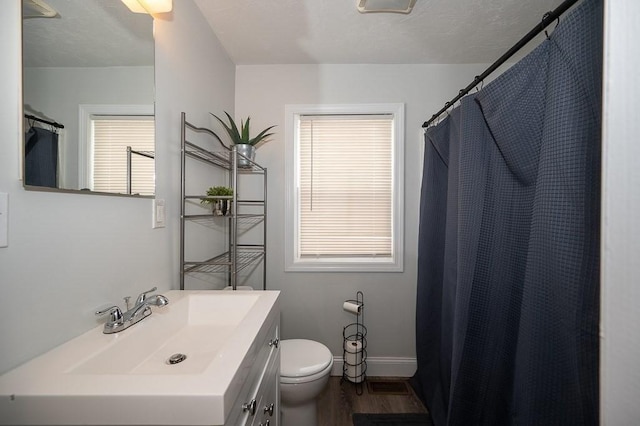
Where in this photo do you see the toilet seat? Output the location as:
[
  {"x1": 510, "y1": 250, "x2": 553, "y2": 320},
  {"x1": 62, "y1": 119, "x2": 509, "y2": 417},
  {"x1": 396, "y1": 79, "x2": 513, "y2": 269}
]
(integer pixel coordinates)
[
  {"x1": 280, "y1": 360, "x2": 333, "y2": 384},
  {"x1": 280, "y1": 339, "x2": 333, "y2": 384}
]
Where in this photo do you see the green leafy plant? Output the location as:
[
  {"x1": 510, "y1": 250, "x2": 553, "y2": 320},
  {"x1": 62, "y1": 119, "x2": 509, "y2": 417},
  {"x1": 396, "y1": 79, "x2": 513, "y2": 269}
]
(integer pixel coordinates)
[
  {"x1": 210, "y1": 111, "x2": 276, "y2": 146},
  {"x1": 200, "y1": 186, "x2": 233, "y2": 205}
]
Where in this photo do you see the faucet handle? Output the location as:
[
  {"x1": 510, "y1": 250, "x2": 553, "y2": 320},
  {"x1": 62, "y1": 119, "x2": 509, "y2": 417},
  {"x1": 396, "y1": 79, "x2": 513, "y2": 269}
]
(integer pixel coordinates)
[
  {"x1": 135, "y1": 286, "x2": 158, "y2": 305},
  {"x1": 95, "y1": 306, "x2": 124, "y2": 323}
]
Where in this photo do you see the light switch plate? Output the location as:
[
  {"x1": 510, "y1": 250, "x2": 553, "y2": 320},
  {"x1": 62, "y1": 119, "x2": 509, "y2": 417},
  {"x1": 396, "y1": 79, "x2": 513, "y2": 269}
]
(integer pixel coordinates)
[
  {"x1": 152, "y1": 198, "x2": 165, "y2": 229},
  {"x1": 0, "y1": 193, "x2": 8, "y2": 247}
]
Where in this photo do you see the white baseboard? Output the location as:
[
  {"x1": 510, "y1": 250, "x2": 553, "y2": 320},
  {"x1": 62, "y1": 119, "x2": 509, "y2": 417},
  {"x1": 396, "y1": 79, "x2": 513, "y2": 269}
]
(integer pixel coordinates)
[{"x1": 331, "y1": 356, "x2": 417, "y2": 378}]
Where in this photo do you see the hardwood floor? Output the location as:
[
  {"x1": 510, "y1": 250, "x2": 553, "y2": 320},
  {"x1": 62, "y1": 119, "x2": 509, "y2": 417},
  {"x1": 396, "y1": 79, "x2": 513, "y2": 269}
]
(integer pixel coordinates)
[{"x1": 317, "y1": 377, "x2": 428, "y2": 426}]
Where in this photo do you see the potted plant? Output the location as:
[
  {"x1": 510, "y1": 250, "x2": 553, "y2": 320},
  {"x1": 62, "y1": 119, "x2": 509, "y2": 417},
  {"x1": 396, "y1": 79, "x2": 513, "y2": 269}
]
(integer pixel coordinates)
[
  {"x1": 201, "y1": 186, "x2": 233, "y2": 216},
  {"x1": 210, "y1": 111, "x2": 276, "y2": 168}
]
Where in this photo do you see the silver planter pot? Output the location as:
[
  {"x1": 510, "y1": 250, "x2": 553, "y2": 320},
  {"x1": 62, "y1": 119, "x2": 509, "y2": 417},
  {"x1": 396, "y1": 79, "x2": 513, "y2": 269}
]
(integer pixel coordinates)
[
  {"x1": 235, "y1": 144, "x2": 255, "y2": 168},
  {"x1": 212, "y1": 199, "x2": 232, "y2": 216}
]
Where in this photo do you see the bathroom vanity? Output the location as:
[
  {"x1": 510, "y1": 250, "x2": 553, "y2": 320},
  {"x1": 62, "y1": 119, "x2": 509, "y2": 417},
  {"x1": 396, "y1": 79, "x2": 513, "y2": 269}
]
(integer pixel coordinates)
[{"x1": 0, "y1": 290, "x2": 280, "y2": 426}]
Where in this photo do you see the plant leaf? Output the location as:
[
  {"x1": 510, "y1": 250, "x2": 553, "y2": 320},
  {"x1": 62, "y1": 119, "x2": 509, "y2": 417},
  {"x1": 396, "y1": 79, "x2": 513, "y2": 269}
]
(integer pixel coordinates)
[
  {"x1": 223, "y1": 111, "x2": 242, "y2": 144},
  {"x1": 241, "y1": 117, "x2": 251, "y2": 143},
  {"x1": 210, "y1": 112, "x2": 240, "y2": 144},
  {"x1": 210, "y1": 112, "x2": 275, "y2": 146},
  {"x1": 248, "y1": 125, "x2": 277, "y2": 146}
]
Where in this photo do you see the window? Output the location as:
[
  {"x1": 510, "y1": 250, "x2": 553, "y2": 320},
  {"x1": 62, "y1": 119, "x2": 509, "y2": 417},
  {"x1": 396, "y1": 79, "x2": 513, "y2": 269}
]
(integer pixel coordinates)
[
  {"x1": 79, "y1": 105, "x2": 154, "y2": 195},
  {"x1": 285, "y1": 104, "x2": 404, "y2": 272},
  {"x1": 91, "y1": 116, "x2": 154, "y2": 195}
]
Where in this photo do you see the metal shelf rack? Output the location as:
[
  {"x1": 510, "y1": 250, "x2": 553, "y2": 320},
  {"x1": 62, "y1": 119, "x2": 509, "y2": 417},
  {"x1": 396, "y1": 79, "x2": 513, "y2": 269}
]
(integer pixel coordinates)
[
  {"x1": 180, "y1": 112, "x2": 267, "y2": 290},
  {"x1": 126, "y1": 147, "x2": 155, "y2": 195}
]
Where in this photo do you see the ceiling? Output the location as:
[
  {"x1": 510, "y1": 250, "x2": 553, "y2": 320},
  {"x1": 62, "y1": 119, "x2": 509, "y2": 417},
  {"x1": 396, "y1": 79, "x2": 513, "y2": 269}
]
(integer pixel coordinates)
[
  {"x1": 22, "y1": 0, "x2": 153, "y2": 67},
  {"x1": 22, "y1": 0, "x2": 568, "y2": 68},
  {"x1": 194, "y1": 0, "x2": 567, "y2": 65}
]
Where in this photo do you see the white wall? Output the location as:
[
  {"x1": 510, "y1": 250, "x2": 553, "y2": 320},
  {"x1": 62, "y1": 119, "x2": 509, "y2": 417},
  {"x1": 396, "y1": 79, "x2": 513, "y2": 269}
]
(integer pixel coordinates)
[
  {"x1": 235, "y1": 64, "x2": 488, "y2": 368},
  {"x1": 600, "y1": 0, "x2": 640, "y2": 423},
  {"x1": 154, "y1": 0, "x2": 236, "y2": 293},
  {"x1": 0, "y1": 0, "x2": 235, "y2": 375},
  {"x1": 23, "y1": 66, "x2": 154, "y2": 188}
]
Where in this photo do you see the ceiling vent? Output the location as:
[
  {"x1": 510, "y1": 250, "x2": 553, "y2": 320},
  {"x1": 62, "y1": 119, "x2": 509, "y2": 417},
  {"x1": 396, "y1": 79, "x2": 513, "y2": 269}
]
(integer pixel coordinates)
[
  {"x1": 23, "y1": 0, "x2": 58, "y2": 19},
  {"x1": 356, "y1": 0, "x2": 416, "y2": 14}
]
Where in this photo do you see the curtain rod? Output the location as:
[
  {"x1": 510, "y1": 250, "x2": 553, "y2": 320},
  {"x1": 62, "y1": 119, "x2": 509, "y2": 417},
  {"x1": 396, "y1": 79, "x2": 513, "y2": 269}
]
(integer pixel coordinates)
[
  {"x1": 422, "y1": 0, "x2": 580, "y2": 128},
  {"x1": 24, "y1": 113, "x2": 65, "y2": 129}
]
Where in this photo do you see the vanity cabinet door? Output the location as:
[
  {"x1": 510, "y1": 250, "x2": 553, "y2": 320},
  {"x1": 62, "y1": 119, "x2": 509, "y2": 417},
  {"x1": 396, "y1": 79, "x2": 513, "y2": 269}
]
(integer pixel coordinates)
[
  {"x1": 253, "y1": 349, "x2": 280, "y2": 426},
  {"x1": 226, "y1": 318, "x2": 280, "y2": 426}
]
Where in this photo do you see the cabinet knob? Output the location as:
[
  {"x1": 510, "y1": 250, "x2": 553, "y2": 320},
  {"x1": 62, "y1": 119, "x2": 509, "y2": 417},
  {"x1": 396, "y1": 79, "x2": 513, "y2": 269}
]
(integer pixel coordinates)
[
  {"x1": 263, "y1": 403, "x2": 274, "y2": 416},
  {"x1": 268, "y1": 338, "x2": 279, "y2": 348},
  {"x1": 242, "y1": 399, "x2": 257, "y2": 416}
]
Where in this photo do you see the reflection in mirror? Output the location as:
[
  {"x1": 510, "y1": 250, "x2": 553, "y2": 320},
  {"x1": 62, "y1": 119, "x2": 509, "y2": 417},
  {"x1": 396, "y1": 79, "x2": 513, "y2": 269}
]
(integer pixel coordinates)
[{"x1": 22, "y1": 0, "x2": 155, "y2": 196}]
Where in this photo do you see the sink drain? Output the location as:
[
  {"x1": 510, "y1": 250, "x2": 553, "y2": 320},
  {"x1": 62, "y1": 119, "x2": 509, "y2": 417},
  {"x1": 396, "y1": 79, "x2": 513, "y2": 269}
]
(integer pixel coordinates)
[{"x1": 167, "y1": 353, "x2": 187, "y2": 365}]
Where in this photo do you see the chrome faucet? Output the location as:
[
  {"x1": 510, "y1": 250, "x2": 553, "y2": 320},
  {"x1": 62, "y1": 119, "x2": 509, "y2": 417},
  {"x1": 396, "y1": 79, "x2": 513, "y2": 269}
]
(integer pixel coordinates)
[{"x1": 96, "y1": 287, "x2": 169, "y2": 334}]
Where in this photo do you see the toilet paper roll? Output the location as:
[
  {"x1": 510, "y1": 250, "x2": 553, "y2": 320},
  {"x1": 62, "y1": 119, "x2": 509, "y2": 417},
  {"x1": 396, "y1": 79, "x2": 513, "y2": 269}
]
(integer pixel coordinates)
[
  {"x1": 346, "y1": 364, "x2": 364, "y2": 383},
  {"x1": 345, "y1": 339, "x2": 364, "y2": 383},
  {"x1": 343, "y1": 301, "x2": 362, "y2": 315}
]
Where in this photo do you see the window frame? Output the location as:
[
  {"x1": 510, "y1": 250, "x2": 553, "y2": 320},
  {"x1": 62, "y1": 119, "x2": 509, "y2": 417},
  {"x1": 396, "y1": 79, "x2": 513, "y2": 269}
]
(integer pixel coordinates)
[
  {"x1": 284, "y1": 103, "x2": 405, "y2": 272},
  {"x1": 78, "y1": 104, "x2": 154, "y2": 192}
]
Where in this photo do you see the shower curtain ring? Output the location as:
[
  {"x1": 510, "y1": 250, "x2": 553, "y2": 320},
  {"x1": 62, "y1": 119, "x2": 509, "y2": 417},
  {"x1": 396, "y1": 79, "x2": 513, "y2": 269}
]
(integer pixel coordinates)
[
  {"x1": 444, "y1": 101, "x2": 452, "y2": 116},
  {"x1": 474, "y1": 80, "x2": 484, "y2": 93},
  {"x1": 473, "y1": 76, "x2": 484, "y2": 92},
  {"x1": 542, "y1": 12, "x2": 559, "y2": 39}
]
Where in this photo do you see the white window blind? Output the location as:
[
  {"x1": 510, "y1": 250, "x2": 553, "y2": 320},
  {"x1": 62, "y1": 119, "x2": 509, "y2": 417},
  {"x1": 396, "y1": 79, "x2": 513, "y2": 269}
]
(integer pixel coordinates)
[
  {"x1": 92, "y1": 116, "x2": 154, "y2": 195},
  {"x1": 298, "y1": 115, "x2": 393, "y2": 257}
]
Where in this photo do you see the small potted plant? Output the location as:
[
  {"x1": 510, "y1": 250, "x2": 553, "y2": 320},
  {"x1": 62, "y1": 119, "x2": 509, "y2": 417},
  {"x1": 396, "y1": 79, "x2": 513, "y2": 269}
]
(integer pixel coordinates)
[
  {"x1": 201, "y1": 186, "x2": 233, "y2": 216},
  {"x1": 211, "y1": 111, "x2": 276, "y2": 168}
]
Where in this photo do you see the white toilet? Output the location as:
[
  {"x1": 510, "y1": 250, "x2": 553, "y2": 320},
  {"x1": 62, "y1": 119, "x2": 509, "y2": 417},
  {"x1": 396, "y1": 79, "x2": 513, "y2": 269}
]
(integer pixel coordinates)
[{"x1": 280, "y1": 339, "x2": 334, "y2": 426}]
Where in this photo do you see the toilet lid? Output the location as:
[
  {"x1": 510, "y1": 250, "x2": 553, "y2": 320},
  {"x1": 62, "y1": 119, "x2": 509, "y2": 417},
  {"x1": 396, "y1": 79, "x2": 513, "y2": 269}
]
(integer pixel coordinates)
[{"x1": 280, "y1": 339, "x2": 333, "y2": 378}]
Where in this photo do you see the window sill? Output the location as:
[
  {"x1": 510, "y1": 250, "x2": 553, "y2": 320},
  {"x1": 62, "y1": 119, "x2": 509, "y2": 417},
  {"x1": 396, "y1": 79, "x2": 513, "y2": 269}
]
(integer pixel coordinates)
[{"x1": 285, "y1": 258, "x2": 403, "y2": 273}]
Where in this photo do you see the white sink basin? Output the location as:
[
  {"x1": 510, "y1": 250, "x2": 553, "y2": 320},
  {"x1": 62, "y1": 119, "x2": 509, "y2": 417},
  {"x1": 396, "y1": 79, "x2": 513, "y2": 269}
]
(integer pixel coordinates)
[{"x1": 0, "y1": 290, "x2": 280, "y2": 425}]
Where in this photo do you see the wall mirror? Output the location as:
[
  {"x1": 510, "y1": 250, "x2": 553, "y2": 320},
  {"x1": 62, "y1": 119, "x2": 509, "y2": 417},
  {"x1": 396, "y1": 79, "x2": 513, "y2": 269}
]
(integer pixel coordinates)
[{"x1": 22, "y1": 0, "x2": 155, "y2": 196}]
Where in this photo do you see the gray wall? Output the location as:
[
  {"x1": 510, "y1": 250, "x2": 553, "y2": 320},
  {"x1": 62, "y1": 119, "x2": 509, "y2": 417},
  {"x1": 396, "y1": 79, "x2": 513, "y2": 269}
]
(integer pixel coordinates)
[
  {"x1": 0, "y1": 0, "x2": 235, "y2": 375},
  {"x1": 235, "y1": 64, "x2": 489, "y2": 373}
]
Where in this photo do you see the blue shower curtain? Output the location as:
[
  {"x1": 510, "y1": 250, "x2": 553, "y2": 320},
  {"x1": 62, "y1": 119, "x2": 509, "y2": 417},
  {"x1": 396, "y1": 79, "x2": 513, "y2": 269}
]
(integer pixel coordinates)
[
  {"x1": 25, "y1": 126, "x2": 59, "y2": 188},
  {"x1": 413, "y1": 0, "x2": 602, "y2": 424}
]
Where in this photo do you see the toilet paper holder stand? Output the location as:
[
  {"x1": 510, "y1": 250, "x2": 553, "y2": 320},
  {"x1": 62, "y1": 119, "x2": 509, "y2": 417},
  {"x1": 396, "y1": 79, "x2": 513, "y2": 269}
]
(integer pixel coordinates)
[{"x1": 342, "y1": 290, "x2": 367, "y2": 395}]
